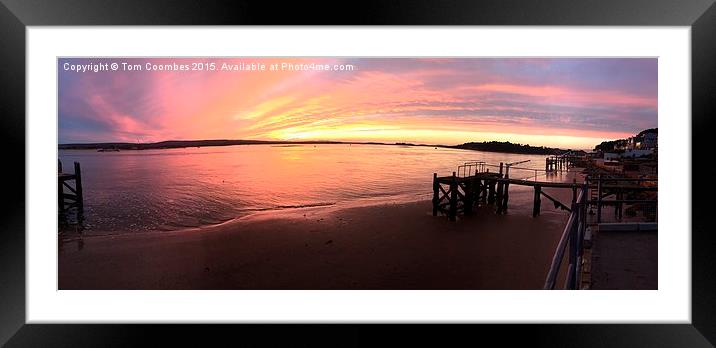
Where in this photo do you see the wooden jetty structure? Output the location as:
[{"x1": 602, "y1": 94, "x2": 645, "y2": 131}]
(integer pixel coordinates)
[
  {"x1": 432, "y1": 157, "x2": 579, "y2": 221},
  {"x1": 58, "y1": 160, "x2": 84, "y2": 220},
  {"x1": 545, "y1": 152, "x2": 589, "y2": 172},
  {"x1": 431, "y1": 154, "x2": 657, "y2": 290}
]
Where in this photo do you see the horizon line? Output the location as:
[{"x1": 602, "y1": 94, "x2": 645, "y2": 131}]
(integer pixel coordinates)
[{"x1": 58, "y1": 138, "x2": 598, "y2": 151}]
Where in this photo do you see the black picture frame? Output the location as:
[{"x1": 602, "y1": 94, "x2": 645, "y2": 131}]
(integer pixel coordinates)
[{"x1": 1, "y1": 0, "x2": 714, "y2": 346}]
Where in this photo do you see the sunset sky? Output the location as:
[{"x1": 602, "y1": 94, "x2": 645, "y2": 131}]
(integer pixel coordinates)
[{"x1": 58, "y1": 58, "x2": 657, "y2": 149}]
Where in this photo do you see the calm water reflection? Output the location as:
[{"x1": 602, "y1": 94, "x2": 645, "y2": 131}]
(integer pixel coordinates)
[{"x1": 59, "y1": 144, "x2": 566, "y2": 234}]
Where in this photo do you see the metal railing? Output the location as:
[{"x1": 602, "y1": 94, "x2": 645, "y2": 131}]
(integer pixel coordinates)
[
  {"x1": 457, "y1": 161, "x2": 487, "y2": 177},
  {"x1": 544, "y1": 175, "x2": 658, "y2": 289},
  {"x1": 544, "y1": 184, "x2": 587, "y2": 290}
]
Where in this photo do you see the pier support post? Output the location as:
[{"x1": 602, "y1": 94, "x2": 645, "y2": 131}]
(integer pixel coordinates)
[
  {"x1": 475, "y1": 179, "x2": 483, "y2": 206},
  {"x1": 464, "y1": 180, "x2": 473, "y2": 215},
  {"x1": 58, "y1": 175, "x2": 64, "y2": 214},
  {"x1": 74, "y1": 161, "x2": 84, "y2": 220},
  {"x1": 449, "y1": 172, "x2": 458, "y2": 221},
  {"x1": 499, "y1": 162, "x2": 503, "y2": 175},
  {"x1": 432, "y1": 173, "x2": 438, "y2": 216},
  {"x1": 495, "y1": 181, "x2": 504, "y2": 213},
  {"x1": 488, "y1": 180, "x2": 496, "y2": 204},
  {"x1": 502, "y1": 182, "x2": 510, "y2": 214},
  {"x1": 501, "y1": 167, "x2": 510, "y2": 214},
  {"x1": 533, "y1": 185, "x2": 542, "y2": 217}
]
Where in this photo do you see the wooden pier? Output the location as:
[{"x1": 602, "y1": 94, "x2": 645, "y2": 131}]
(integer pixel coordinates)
[
  {"x1": 58, "y1": 160, "x2": 84, "y2": 221},
  {"x1": 545, "y1": 153, "x2": 581, "y2": 172},
  {"x1": 432, "y1": 157, "x2": 580, "y2": 221}
]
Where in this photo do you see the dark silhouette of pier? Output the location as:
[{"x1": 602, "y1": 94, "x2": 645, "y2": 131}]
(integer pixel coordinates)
[
  {"x1": 432, "y1": 154, "x2": 582, "y2": 221},
  {"x1": 58, "y1": 160, "x2": 84, "y2": 223}
]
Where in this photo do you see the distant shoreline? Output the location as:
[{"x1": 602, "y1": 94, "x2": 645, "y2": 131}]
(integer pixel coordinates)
[{"x1": 58, "y1": 139, "x2": 569, "y2": 156}]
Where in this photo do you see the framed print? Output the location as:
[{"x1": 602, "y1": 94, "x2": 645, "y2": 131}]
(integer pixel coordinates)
[{"x1": 2, "y1": 0, "x2": 715, "y2": 346}]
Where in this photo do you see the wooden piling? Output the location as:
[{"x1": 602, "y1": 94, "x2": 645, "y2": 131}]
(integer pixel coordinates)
[
  {"x1": 58, "y1": 175, "x2": 65, "y2": 213},
  {"x1": 74, "y1": 162, "x2": 84, "y2": 213},
  {"x1": 449, "y1": 172, "x2": 458, "y2": 221},
  {"x1": 495, "y1": 181, "x2": 504, "y2": 213},
  {"x1": 488, "y1": 180, "x2": 496, "y2": 204},
  {"x1": 533, "y1": 185, "x2": 542, "y2": 217},
  {"x1": 432, "y1": 173, "x2": 439, "y2": 216},
  {"x1": 464, "y1": 180, "x2": 473, "y2": 215},
  {"x1": 501, "y1": 167, "x2": 510, "y2": 214},
  {"x1": 74, "y1": 162, "x2": 84, "y2": 222},
  {"x1": 502, "y1": 182, "x2": 510, "y2": 214},
  {"x1": 475, "y1": 179, "x2": 483, "y2": 206}
]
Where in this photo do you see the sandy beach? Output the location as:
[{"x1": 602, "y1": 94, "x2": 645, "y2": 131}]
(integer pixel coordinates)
[{"x1": 59, "y1": 184, "x2": 574, "y2": 290}]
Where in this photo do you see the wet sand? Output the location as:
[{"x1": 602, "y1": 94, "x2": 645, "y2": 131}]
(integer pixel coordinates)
[{"x1": 59, "y1": 183, "x2": 575, "y2": 290}]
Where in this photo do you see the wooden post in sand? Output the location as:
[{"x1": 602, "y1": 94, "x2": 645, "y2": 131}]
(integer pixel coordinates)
[
  {"x1": 501, "y1": 166, "x2": 510, "y2": 214},
  {"x1": 488, "y1": 180, "x2": 496, "y2": 204},
  {"x1": 533, "y1": 185, "x2": 542, "y2": 217},
  {"x1": 449, "y1": 172, "x2": 458, "y2": 221},
  {"x1": 464, "y1": 180, "x2": 473, "y2": 215},
  {"x1": 58, "y1": 172, "x2": 64, "y2": 214},
  {"x1": 74, "y1": 161, "x2": 84, "y2": 221},
  {"x1": 475, "y1": 178, "x2": 483, "y2": 206},
  {"x1": 432, "y1": 173, "x2": 439, "y2": 216},
  {"x1": 495, "y1": 180, "x2": 504, "y2": 213}
]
